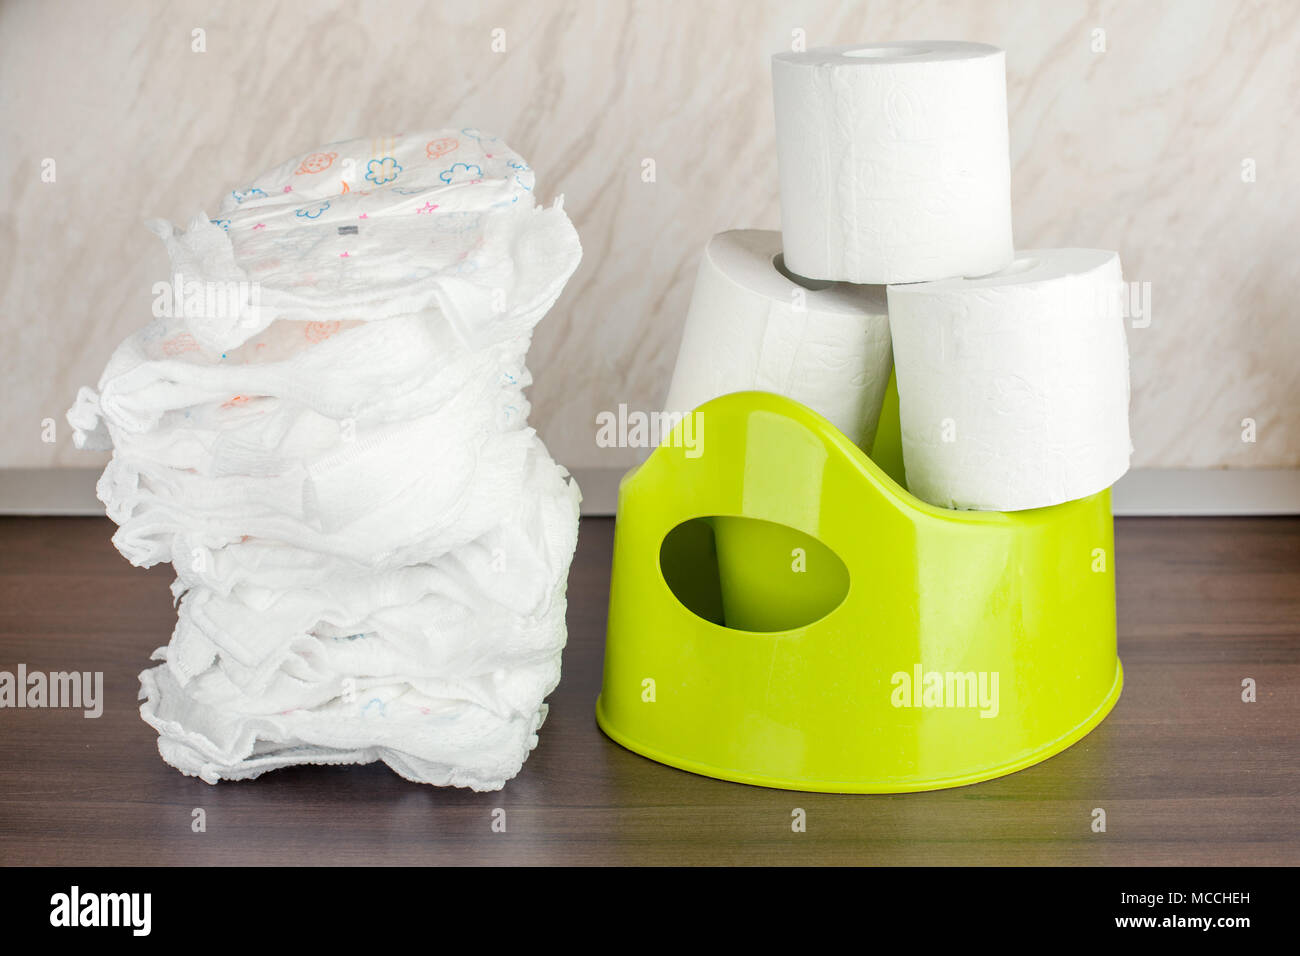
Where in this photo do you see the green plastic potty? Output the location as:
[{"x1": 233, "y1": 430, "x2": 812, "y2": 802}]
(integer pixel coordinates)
[{"x1": 595, "y1": 377, "x2": 1122, "y2": 792}]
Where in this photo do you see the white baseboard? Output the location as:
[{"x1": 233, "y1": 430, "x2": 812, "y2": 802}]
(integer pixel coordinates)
[
  {"x1": 1108, "y1": 468, "x2": 1300, "y2": 516},
  {"x1": 571, "y1": 467, "x2": 1300, "y2": 517},
  {"x1": 0, "y1": 468, "x2": 106, "y2": 516},
  {"x1": 1, "y1": 466, "x2": 1297, "y2": 518}
]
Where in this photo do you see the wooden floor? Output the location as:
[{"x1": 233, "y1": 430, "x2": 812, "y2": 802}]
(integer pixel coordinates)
[{"x1": 0, "y1": 515, "x2": 1295, "y2": 866}]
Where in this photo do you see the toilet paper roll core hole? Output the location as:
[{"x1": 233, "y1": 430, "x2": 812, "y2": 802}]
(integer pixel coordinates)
[
  {"x1": 772, "y1": 253, "x2": 835, "y2": 291},
  {"x1": 843, "y1": 45, "x2": 933, "y2": 59}
]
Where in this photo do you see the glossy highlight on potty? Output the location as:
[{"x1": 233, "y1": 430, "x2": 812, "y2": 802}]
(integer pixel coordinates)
[{"x1": 596, "y1": 375, "x2": 1123, "y2": 792}]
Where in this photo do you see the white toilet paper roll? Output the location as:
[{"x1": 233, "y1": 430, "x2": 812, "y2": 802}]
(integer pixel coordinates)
[
  {"x1": 887, "y1": 249, "x2": 1132, "y2": 512},
  {"x1": 772, "y1": 42, "x2": 1014, "y2": 284},
  {"x1": 664, "y1": 229, "x2": 892, "y2": 450}
]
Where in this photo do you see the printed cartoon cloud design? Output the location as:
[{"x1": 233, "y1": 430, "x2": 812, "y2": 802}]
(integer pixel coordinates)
[
  {"x1": 216, "y1": 130, "x2": 536, "y2": 213},
  {"x1": 440, "y1": 163, "x2": 483, "y2": 185},
  {"x1": 294, "y1": 200, "x2": 331, "y2": 220},
  {"x1": 365, "y1": 157, "x2": 403, "y2": 186}
]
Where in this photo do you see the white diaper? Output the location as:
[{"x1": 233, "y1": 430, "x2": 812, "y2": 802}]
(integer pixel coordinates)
[{"x1": 143, "y1": 130, "x2": 578, "y2": 353}]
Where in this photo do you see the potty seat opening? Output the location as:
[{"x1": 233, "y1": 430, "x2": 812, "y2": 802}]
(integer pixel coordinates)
[{"x1": 659, "y1": 515, "x2": 850, "y2": 633}]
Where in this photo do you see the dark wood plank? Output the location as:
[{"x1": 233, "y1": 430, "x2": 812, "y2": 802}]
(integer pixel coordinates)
[{"x1": 0, "y1": 515, "x2": 1296, "y2": 865}]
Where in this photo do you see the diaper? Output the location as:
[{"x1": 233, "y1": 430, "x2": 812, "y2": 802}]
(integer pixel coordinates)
[{"x1": 147, "y1": 130, "x2": 580, "y2": 353}]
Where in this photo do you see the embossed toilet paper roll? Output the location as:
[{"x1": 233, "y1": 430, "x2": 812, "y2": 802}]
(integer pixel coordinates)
[
  {"x1": 887, "y1": 249, "x2": 1132, "y2": 512},
  {"x1": 664, "y1": 229, "x2": 892, "y2": 449},
  {"x1": 772, "y1": 42, "x2": 1014, "y2": 284}
]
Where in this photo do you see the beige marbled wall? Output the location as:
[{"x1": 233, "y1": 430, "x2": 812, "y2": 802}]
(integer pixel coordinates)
[{"x1": 1, "y1": 0, "x2": 1296, "y2": 470}]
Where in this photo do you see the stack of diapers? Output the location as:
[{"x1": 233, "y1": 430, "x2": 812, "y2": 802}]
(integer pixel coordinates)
[
  {"x1": 662, "y1": 41, "x2": 1131, "y2": 512},
  {"x1": 67, "y1": 130, "x2": 584, "y2": 789}
]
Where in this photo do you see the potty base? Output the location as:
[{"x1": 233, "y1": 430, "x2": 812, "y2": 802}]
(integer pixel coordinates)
[{"x1": 597, "y1": 660, "x2": 1121, "y2": 793}]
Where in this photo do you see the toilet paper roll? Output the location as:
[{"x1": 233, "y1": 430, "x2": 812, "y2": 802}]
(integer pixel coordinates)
[
  {"x1": 772, "y1": 42, "x2": 1014, "y2": 284},
  {"x1": 887, "y1": 249, "x2": 1132, "y2": 512},
  {"x1": 664, "y1": 229, "x2": 892, "y2": 450}
]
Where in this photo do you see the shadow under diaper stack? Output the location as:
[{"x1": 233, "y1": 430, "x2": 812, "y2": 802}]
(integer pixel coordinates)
[
  {"x1": 69, "y1": 131, "x2": 582, "y2": 790},
  {"x1": 598, "y1": 43, "x2": 1132, "y2": 791}
]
